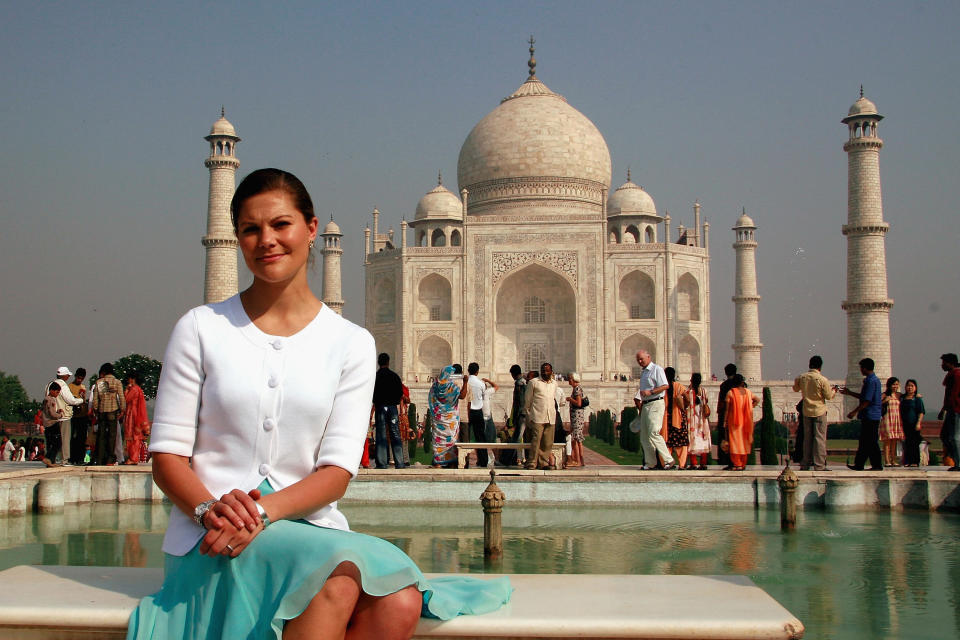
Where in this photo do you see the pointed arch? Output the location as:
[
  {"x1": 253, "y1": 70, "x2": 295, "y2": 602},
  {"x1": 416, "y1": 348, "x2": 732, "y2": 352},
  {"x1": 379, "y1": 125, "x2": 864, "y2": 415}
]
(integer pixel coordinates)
[
  {"x1": 618, "y1": 270, "x2": 655, "y2": 320},
  {"x1": 373, "y1": 276, "x2": 396, "y2": 324},
  {"x1": 624, "y1": 225, "x2": 640, "y2": 244},
  {"x1": 677, "y1": 334, "x2": 701, "y2": 379},
  {"x1": 417, "y1": 273, "x2": 452, "y2": 322},
  {"x1": 418, "y1": 335, "x2": 452, "y2": 377},
  {"x1": 431, "y1": 228, "x2": 446, "y2": 247},
  {"x1": 676, "y1": 272, "x2": 700, "y2": 321}
]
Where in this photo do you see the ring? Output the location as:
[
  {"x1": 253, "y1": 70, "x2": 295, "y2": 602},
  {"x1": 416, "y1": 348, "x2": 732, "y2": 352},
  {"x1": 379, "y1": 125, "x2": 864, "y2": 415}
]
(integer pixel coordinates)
[{"x1": 225, "y1": 545, "x2": 235, "y2": 553}]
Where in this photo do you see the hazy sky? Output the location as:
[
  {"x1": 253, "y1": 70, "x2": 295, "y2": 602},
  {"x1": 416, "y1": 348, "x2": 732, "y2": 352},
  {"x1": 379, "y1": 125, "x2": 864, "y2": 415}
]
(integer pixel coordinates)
[{"x1": 2, "y1": 1, "x2": 957, "y2": 401}]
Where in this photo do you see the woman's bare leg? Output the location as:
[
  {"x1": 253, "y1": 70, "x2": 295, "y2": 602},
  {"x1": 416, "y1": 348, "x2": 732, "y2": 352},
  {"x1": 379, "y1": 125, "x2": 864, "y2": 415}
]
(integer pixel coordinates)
[
  {"x1": 347, "y1": 585, "x2": 422, "y2": 640},
  {"x1": 284, "y1": 563, "x2": 361, "y2": 640}
]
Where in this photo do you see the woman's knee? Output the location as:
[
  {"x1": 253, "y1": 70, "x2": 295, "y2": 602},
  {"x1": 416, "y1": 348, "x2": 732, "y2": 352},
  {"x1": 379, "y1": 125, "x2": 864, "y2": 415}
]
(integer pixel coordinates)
[{"x1": 387, "y1": 586, "x2": 423, "y2": 632}]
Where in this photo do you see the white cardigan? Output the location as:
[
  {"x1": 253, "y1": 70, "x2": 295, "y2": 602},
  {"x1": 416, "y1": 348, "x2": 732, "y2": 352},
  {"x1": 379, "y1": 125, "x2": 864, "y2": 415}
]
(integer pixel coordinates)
[{"x1": 149, "y1": 295, "x2": 376, "y2": 555}]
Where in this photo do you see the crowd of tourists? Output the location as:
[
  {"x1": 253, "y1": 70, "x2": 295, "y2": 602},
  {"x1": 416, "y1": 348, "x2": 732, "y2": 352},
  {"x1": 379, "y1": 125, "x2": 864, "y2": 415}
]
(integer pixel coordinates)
[
  {"x1": 365, "y1": 348, "x2": 960, "y2": 473},
  {"x1": 11, "y1": 363, "x2": 152, "y2": 467}
]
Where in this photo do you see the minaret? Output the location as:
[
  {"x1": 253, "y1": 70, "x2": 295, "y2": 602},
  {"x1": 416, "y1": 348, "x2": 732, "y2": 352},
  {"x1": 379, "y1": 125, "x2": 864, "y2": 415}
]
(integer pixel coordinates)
[
  {"x1": 842, "y1": 88, "x2": 893, "y2": 388},
  {"x1": 203, "y1": 108, "x2": 240, "y2": 303},
  {"x1": 320, "y1": 216, "x2": 345, "y2": 315},
  {"x1": 732, "y1": 209, "x2": 763, "y2": 382}
]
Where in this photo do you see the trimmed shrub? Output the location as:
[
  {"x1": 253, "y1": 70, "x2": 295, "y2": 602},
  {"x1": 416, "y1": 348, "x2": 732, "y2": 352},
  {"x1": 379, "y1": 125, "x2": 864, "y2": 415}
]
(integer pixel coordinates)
[
  {"x1": 759, "y1": 387, "x2": 778, "y2": 465},
  {"x1": 408, "y1": 403, "x2": 419, "y2": 459},
  {"x1": 620, "y1": 406, "x2": 640, "y2": 453}
]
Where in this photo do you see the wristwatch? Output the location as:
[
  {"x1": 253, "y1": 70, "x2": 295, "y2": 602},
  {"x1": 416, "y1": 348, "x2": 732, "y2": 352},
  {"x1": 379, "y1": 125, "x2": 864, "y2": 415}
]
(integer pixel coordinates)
[
  {"x1": 256, "y1": 501, "x2": 271, "y2": 528},
  {"x1": 193, "y1": 499, "x2": 217, "y2": 529}
]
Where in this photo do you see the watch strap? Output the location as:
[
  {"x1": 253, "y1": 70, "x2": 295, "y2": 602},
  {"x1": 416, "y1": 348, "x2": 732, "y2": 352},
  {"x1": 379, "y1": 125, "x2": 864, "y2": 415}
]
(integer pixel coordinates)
[{"x1": 193, "y1": 498, "x2": 217, "y2": 529}]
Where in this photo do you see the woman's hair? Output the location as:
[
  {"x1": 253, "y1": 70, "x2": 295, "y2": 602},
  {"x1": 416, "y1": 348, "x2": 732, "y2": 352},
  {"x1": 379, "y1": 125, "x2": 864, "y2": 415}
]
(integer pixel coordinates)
[
  {"x1": 905, "y1": 379, "x2": 919, "y2": 395},
  {"x1": 691, "y1": 372, "x2": 702, "y2": 389},
  {"x1": 733, "y1": 373, "x2": 746, "y2": 387},
  {"x1": 885, "y1": 376, "x2": 900, "y2": 395},
  {"x1": 568, "y1": 372, "x2": 580, "y2": 383},
  {"x1": 664, "y1": 367, "x2": 676, "y2": 418},
  {"x1": 126, "y1": 371, "x2": 142, "y2": 386},
  {"x1": 230, "y1": 168, "x2": 315, "y2": 231},
  {"x1": 48, "y1": 382, "x2": 59, "y2": 394}
]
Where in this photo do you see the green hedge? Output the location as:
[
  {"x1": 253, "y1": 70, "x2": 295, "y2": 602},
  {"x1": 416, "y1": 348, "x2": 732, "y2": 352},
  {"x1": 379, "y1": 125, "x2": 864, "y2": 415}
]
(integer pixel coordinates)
[
  {"x1": 408, "y1": 403, "x2": 419, "y2": 459},
  {"x1": 619, "y1": 406, "x2": 640, "y2": 454}
]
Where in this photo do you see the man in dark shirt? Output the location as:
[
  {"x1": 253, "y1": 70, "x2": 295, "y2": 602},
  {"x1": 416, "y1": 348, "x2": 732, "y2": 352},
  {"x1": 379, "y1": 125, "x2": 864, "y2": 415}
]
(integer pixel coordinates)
[
  {"x1": 938, "y1": 353, "x2": 960, "y2": 471},
  {"x1": 372, "y1": 353, "x2": 405, "y2": 469},
  {"x1": 715, "y1": 363, "x2": 738, "y2": 467},
  {"x1": 840, "y1": 357, "x2": 883, "y2": 470}
]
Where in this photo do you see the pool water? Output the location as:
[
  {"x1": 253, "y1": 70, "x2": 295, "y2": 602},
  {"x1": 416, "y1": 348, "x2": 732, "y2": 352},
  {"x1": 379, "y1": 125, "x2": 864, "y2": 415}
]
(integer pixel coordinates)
[{"x1": 1, "y1": 502, "x2": 958, "y2": 640}]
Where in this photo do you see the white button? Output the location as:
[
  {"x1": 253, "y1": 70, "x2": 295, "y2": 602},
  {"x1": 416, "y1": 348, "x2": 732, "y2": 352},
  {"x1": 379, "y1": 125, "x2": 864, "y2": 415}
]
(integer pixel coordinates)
[
  {"x1": 258, "y1": 464, "x2": 270, "y2": 476},
  {"x1": 263, "y1": 418, "x2": 275, "y2": 432},
  {"x1": 268, "y1": 376, "x2": 278, "y2": 388},
  {"x1": 272, "y1": 340, "x2": 283, "y2": 350}
]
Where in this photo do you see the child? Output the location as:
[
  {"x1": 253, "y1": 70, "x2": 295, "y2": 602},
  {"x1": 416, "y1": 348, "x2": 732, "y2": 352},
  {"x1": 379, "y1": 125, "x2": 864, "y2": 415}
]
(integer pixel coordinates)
[{"x1": 41, "y1": 383, "x2": 63, "y2": 467}]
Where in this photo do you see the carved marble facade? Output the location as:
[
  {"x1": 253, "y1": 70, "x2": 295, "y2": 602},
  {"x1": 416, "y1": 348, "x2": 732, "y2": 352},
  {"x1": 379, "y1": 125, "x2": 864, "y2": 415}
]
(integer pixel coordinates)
[{"x1": 364, "y1": 60, "x2": 711, "y2": 383}]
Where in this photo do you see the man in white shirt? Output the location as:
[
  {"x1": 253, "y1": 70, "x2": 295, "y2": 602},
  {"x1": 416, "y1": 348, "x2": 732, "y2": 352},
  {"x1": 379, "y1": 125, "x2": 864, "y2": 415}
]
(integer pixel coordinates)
[
  {"x1": 462, "y1": 362, "x2": 493, "y2": 468},
  {"x1": 481, "y1": 377, "x2": 500, "y2": 464},
  {"x1": 524, "y1": 362, "x2": 559, "y2": 470},
  {"x1": 46, "y1": 366, "x2": 84, "y2": 465},
  {"x1": 633, "y1": 350, "x2": 674, "y2": 470}
]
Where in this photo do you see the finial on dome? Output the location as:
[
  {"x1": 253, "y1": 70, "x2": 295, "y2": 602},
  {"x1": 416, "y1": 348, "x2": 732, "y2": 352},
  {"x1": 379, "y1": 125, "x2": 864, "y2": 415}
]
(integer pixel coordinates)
[
  {"x1": 330, "y1": 213, "x2": 334, "y2": 221},
  {"x1": 438, "y1": 170, "x2": 443, "y2": 186},
  {"x1": 527, "y1": 35, "x2": 537, "y2": 79},
  {"x1": 221, "y1": 105, "x2": 225, "y2": 117},
  {"x1": 626, "y1": 167, "x2": 631, "y2": 183},
  {"x1": 859, "y1": 84, "x2": 864, "y2": 98},
  {"x1": 742, "y1": 206, "x2": 747, "y2": 215}
]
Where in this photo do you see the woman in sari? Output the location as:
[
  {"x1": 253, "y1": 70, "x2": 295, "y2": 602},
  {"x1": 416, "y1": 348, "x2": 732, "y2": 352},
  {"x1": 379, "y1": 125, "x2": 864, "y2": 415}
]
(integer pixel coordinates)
[
  {"x1": 429, "y1": 366, "x2": 462, "y2": 468},
  {"x1": 663, "y1": 367, "x2": 688, "y2": 469},
  {"x1": 685, "y1": 373, "x2": 712, "y2": 470},
  {"x1": 723, "y1": 375, "x2": 759, "y2": 471},
  {"x1": 123, "y1": 372, "x2": 150, "y2": 465}
]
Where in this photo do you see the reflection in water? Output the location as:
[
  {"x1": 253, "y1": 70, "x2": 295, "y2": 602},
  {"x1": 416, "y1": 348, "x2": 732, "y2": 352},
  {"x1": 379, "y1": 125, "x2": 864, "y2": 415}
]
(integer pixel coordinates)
[{"x1": 0, "y1": 503, "x2": 957, "y2": 640}]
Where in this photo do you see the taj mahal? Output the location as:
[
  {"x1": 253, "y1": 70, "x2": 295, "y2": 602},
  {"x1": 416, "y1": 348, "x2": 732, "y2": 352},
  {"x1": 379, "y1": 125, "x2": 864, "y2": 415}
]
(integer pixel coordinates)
[{"x1": 198, "y1": 43, "x2": 892, "y2": 420}]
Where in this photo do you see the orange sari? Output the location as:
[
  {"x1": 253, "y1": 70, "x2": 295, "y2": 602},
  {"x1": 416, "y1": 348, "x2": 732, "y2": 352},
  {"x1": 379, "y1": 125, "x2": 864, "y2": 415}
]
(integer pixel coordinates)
[
  {"x1": 725, "y1": 387, "x2": 755, "y2": 466},
  {"x1": 123, "y1": 383, "x2": 149, "y2": 463}
]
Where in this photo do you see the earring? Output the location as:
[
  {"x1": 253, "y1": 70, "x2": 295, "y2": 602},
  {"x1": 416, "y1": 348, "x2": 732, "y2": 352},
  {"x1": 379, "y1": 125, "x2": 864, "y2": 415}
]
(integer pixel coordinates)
[{"x1": 309, "y1": 239, "x2": 315, "y2": 249}]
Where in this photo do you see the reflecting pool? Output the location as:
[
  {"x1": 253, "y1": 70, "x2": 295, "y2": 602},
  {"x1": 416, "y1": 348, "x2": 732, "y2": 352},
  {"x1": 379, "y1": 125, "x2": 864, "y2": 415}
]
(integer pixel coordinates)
[{"x1": 1, "y1": 503, "x2": 958, "y2": 640}]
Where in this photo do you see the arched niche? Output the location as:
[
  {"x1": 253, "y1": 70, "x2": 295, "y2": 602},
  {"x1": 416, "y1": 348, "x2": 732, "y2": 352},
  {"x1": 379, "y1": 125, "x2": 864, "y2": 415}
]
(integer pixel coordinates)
[
  {"x1": 431, "y1": 228, "x2": 446, "y2": 247},
  {"x1": 618, "y1": 270, "x2": 655, "y2": 320},
  {"x1": 609, "y1": 227, "x2": 620, "y2": 244},
  {"x1": 373, "y1": 277, "x2": 396, "y2": 324},
  {"x1": 624, "y1": 225, "x2": 639, "y2": 244},
  {"x1": 450, "y1": 229, "x2": 462, "y2": 246},
  {"x1": 418, "y1": 335, "x2": 452, "y2": 377},
  {"x1": 417, "y1": 273, "x2": 452, "y2": 322},
  {"x1": 644, "y1": 226, "x2": 655, "y2": 243},
  {"x1": 676, "y1": 272, "x2": 700, "y2": 321},
  {"x1": 417, "y1": 230, "x2": 427, "y2": 247},
  {"x1": 620, "y1": 333, "x2": 656, "y2": 379},
  {"x1": 677, "y1": 334, "x2": 701, "y2": 379},
  {"x1": 494, "y1": 263, "x2": 576, "y2": 375}
]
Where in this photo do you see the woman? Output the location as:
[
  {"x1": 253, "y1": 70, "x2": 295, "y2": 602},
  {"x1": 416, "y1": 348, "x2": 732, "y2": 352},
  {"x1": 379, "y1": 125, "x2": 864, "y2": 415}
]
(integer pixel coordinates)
[
  {"x1": 564, "y1": 372, "x2": 585, "y2": 468},
  {"x1": 685, "y1": 373, "x2": 712, "y2": 470},
  {"x1": 429, "y1": 366, "x2": 462, "y2": 469},
  {"x1": 879, "y1": 376, "x2": 904, "y2": 467},
  {"x1": 123, "y1": 372, "x2": 150, "y2": 465},
  {"x1": 127, "y1": 169, "x2": 509, "y2": 640},
  {"x1": 899, "y1": 379, "x2": 925, "y2": 467},
  {"x1": 397, "y1": 383, "x2": 414, "y2": 466},
  {"x1": 663, "y1": 367, "x2": 689, "y2": 469},
  {"x1": 723, "y1": 375, "x2": 759, "y2": 471}
]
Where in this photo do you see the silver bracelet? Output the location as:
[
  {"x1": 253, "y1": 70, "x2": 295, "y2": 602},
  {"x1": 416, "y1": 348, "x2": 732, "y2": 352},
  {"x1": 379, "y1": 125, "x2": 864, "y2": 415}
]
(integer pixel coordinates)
[{"x1": 256, "y1": 501, "x2": 271, "y2": 528}]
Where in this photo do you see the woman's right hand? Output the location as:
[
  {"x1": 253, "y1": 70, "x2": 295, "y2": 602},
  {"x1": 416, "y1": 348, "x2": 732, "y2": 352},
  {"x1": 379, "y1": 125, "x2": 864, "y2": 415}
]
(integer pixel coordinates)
[{"x1": 200, "y1": 518, "x2": 264, "y2": 558}]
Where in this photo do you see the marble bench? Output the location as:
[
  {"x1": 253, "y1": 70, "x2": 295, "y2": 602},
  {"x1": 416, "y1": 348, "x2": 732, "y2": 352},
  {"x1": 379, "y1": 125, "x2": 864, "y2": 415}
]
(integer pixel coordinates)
[
  {"x1": 456, "y1": 442, "x2": 566, "y2": 469},
  {"x1": 0, "y1": 565, "x2": 803, "y2": 639}
]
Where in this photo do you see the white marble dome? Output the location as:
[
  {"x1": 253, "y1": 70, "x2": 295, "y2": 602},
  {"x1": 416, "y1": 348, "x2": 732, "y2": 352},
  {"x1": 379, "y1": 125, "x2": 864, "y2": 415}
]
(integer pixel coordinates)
[
  {"x1": 209, "y1": 115, "x2": 238, "y2": 137},
  {"x1": 456, "y1": 76, "x2": 612, "y2": 212},
  {"x1": 607, "y1": 179, "x2": 657, "y2": 217},
  {"x1": 415, "y1": 183, "x2": 463, "y2": 221},
  {"x1": 847, "y1": 95, "x2": 879, "y2": 118},
  {"x1": 735, "y1": 212, "x2": 756, "y2": 228},
  {"x1": 322, "y1": 218, "x2": 342, "y2": 234}
]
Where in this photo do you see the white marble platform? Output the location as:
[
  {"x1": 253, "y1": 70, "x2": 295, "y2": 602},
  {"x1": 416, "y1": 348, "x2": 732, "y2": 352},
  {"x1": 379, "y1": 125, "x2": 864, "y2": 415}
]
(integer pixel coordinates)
[{"x1": 0, "y1": 565, "x2": 804, "y2": 639}]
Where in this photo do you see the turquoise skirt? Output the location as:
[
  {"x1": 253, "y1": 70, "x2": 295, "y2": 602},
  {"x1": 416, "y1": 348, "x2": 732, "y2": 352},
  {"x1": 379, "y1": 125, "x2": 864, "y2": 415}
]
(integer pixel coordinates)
[{"x1": 126, "y1": 485, "x2": 512, "y2": 639}]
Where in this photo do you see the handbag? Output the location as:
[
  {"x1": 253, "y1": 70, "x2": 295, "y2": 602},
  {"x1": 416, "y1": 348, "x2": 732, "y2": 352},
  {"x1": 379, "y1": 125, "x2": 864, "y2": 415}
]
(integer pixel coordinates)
[{"x1": 581, "y1": 395, "x2": 590, "y2": 408}]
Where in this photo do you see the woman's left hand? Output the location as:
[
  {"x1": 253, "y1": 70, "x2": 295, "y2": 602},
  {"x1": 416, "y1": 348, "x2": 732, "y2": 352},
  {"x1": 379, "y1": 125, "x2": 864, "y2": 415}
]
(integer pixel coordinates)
[{"x1": 207, "y1": 488, "x2": 264, "y2": 532}]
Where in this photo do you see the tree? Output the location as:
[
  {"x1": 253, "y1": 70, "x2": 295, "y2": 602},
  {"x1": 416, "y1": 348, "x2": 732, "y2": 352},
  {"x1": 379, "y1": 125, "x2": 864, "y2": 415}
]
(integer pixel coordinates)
[
  {"x1": 113, "y1": 354, "x2": 163, "y2": 400},
  {"x1": 0, "y1": 371, "x2": 40, "y2": 422},
  {"x1": 759, "y1": 386, "x2": 779, "y2": 465}
]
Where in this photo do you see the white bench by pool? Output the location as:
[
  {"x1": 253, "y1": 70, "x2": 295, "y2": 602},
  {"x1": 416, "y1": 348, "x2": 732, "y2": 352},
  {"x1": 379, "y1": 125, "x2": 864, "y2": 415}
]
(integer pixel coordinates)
[{"x1": 0, "y1": 565, "x2": 803, "y2": 639}]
